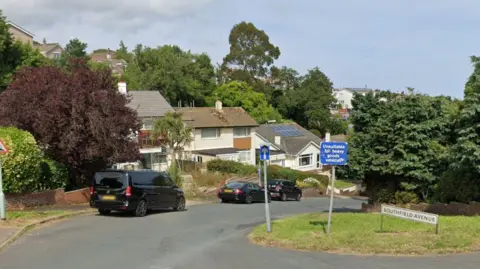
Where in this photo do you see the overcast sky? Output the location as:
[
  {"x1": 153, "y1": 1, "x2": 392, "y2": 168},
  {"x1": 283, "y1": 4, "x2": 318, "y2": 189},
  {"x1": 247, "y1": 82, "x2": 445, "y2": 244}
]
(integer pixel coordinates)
[{"x1": 3, "y1": 0, "x2": 479, "y2": 98}]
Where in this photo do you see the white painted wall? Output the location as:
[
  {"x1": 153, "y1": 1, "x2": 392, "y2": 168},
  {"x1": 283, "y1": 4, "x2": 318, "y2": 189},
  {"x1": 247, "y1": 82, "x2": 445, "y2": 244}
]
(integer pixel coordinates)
[
  {"x1": 184, "y1": 127, "x2": 234, "y2": 151},
  {"x1": 289, "y1": 143, "x2": 320, "y2": 171},
  {"x1": 333, "y1": 89, "x2": 354, "y2": 109}
]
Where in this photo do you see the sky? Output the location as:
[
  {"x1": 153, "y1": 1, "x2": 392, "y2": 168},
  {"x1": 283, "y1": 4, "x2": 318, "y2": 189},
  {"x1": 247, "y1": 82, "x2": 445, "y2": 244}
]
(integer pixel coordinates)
[{"x1": 3, "y1": 0, "x2": 479, "y2": 98}]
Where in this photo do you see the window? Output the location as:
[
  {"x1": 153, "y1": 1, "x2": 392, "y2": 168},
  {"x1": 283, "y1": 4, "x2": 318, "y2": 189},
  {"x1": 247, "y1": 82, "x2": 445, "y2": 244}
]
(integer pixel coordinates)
[
  {"x1": 53, "y1": 52, "x2": 60, "y2": 59},
  {"x1": 239, "y1": 151, "x2": 251, "y2": 162},
  {"x1": 201, "y1": 128, "x2": 220, "y2": 139},
  {"x1": 233, "y1": 127, "x2": 251, "y2": 137},
  {"x1": 299, "y1": 154, "x2": 313, "y2": 167},
  {"x1": 152, "y1": 153, "x2": 167, "y2": 164},
  {"x1": 317, "y1": 154, "x2": 320, "y2": 168}
]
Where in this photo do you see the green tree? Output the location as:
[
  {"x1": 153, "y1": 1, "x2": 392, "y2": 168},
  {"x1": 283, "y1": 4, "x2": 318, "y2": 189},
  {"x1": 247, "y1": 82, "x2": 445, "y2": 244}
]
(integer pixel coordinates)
[
  {"x1": 0, "y1": 10, "x2": 47, "y2": 92},
  {"x1": 278, "y1": 67, "x2": 338, "y2": 135},
  {"x1": 123, "y1": 44, "x2": 216, "y2": 106},
  {"x1": 436, "y1": 57, "x2": 480, "y2": 203},
  {"x1": 209, "y1": 81, "x2": 282, "y2": 123},
  {"x1": 57, "y1": 38, "x2": 90, "y2": 68},
  {"x1": 151, "y1": 112, "x2": 193, "y2": 178},
  {"x1": 344, "y1": 90, "x2": 456, "y2": 203},
  {"x1": 222, "y1": 21, "x2": 280, "y2": 79},
  {"x1": 116, "y1": 40, "x2": 132, "y2": 62}
]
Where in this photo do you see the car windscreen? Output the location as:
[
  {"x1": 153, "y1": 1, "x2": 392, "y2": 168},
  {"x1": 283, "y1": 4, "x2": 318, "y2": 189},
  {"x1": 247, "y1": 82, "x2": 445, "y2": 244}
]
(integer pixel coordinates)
[
  {"x1": 93, "y1": 172, "x2": 128, "y2": 189},
  {"x1": 225, "y1": 182, "x2": 245, "y2": 189}
]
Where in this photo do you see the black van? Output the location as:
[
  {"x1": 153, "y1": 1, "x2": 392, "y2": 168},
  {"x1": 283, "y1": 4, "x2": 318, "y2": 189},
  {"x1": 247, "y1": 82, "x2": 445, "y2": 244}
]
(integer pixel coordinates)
[{"x1": 90, "y1": 170, "x2": 186, "y2": 217}]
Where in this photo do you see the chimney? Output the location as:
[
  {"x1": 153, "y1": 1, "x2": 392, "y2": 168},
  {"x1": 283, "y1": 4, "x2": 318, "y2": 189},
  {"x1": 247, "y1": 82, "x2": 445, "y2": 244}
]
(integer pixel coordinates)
[
  {"x1": 274, "y1": 136, "x2": 281, "y2": 145},
  {"x1": 215, "y1": 100, "x2": 222, "y2": 111},
  {"x1": 325, "y1": 132, "x2": 331, "y2": 142},
  {"x1": 118, "y1": 81, "x2": 127, "y2": 94}
]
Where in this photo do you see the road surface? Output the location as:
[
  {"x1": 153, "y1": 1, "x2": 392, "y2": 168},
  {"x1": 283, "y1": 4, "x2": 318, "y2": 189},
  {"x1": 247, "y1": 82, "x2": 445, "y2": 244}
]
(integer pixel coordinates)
[{"x1": 0, "y1": 197, "x2": 478, "y2": 269}]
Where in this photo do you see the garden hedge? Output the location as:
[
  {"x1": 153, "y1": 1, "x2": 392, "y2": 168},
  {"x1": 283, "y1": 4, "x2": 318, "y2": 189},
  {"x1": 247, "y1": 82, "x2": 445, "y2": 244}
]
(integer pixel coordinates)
[{"x1": 206, "y1": 159, "x2": 328, "y2": 187}]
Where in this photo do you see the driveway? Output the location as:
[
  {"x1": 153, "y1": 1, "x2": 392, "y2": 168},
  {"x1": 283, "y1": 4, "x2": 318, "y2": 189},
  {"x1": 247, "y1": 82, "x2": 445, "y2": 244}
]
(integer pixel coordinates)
[{"x1": 0, "y1": 197, "x2": 478, "y2": 269}]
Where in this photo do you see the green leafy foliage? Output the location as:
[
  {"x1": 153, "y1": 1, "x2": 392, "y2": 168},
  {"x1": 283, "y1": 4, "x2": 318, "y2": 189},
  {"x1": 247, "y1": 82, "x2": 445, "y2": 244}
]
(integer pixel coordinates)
[
  {"x1": 342, "y1": 89, "x2": 458, "y2": 203},
  {"x1": 38, "y1": 159, "x2": 69, "y2": 191},
  {"x1": 123, "y1": 44, "x2": 215, "y2": 106},
  {"x1": 209, "y1": 81, "x2": 282, "y2": 123},
  {"x1": 168, "y1": 160, "x2": 183, "y2": 187},
  {"x1": 0, "y1": 127, "x2": 42, "y2": 193},
  {"x1": 206, "y1": 159, "x2": 328, "y2": 187}
]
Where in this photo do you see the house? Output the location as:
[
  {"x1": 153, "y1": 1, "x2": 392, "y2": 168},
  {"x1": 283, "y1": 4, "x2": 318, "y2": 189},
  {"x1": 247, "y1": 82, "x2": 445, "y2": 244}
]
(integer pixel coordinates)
[
  {"x1": 333, "y1": 87, "x2": 378, "y2": 109},
  {"x1": 115, "y1": 82, "x2": 174, "y2": 171},
  {"x1": 254, "y1": 123, "x2": 348, "y2": 172},
  {"x1": 34, "y1": 40, "x2": 64, "y2": 59},
  {"x1": 176, "y1": 101, "x2": 259, "y2": 165},
  {"x1": 7, "y1": 21, "x2": 34, "y2": 45},
  {"x1": 90, "y1": 50, "x2": 127, "y2": 75}
]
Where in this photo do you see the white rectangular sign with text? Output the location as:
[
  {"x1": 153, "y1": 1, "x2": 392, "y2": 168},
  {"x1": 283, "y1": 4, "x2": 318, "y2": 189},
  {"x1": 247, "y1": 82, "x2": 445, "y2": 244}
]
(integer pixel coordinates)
[{"x1": 381, "y1": 204, "x2": 438, "y2": 225}]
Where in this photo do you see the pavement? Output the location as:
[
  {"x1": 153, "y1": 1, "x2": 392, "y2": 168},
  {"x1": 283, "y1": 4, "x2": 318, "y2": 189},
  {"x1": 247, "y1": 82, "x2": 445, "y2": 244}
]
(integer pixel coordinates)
[{"x1": 0, "y1": 197, "x2": 479, "y2": 269}]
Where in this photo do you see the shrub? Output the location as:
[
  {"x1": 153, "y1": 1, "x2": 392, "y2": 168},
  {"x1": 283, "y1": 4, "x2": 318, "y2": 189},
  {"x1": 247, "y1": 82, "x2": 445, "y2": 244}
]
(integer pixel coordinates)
[
  {"x1": 0, "y1": 127, "x2": 43, "y2": 193},
  {"x1": 206, "y1": 159, "x2": 257, "y2": 176},
  {"x1": 206, "y1": 159, "x2": 329, "y2": 188},
  {"x1": 191, "y1": 171, "x2": 227, "y2": 187},
  {"x1": 394, "y1": 191, "x2": 419, "y2": 204},
  {"x1": 38, "y1": 158, "x2": 69, "y2": 191},
  {"x1": 169, "y1": 160, "x2": 183, "y2": 186}
]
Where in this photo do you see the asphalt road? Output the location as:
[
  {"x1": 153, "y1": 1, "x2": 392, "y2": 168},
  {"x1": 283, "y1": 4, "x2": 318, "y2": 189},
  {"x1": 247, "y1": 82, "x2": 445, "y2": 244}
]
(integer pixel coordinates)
[{"x1": 0, "y1": 197, "x2": 479, "y2": 269}]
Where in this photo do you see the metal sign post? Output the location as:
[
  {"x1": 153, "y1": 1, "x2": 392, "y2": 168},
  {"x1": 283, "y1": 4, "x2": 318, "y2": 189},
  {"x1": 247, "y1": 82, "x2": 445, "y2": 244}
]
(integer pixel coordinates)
[
  {"x1": 320, "y1": 136, "x2": 348, "y2": 234},
  {"x1": 0, "y1": 139, "x2": 9, "y2": 221},
  {"x1": 260, "y1": 144, "x2": 271, "y2": 233}
]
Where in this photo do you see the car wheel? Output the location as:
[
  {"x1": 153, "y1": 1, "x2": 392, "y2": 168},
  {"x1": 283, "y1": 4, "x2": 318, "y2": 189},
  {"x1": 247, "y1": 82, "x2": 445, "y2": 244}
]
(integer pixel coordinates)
[
  {"x1": 98, "y1": 209, "x2": 111, "y2": 216},
  {"x1": 295, "y1": 193, "x2": 302, "y2": 201},
  {"x1": 221, "y1": 199, "x2": 228, "y2": 203},
  {"x1": 174, "y1": 196, "x2": 186, "y2": 211},
  {"x1": 135, "y1": 199, "x2": 147, "y2": 217},
  {"x1": 245, "y1": 194, "x2": 253, "y2": 204},
  {"x1": 268, "y1": 194, "x2": 272, "y2": 203},
  {"x1": 281, "y1": 192, "x2": 287, "y2": 201}
]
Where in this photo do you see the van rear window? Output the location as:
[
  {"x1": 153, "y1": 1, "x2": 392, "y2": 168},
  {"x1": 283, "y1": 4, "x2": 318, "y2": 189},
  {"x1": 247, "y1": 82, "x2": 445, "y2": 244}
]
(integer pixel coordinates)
[{"x1": 94, "y1": 172, "x2": 127, "y2": 189}]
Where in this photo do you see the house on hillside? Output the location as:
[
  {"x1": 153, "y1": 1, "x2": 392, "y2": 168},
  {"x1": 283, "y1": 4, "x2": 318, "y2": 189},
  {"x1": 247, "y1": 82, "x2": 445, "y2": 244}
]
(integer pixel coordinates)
[
  {"x1": 34, "y1": 40, "x2": 64, "y2": 59},
  {"x1": 90, "y1": 50, "x2": 127, "y2": 75},
  {"x1": 333, "y1": 87, "x2": 378, "y2": 109},
  {"x1": 176, "y1": 101, "x2": 258, "y2": 165},
  {"x1": 115, "y1": 82, "x2": 174, "y2": 171},
  {"x1": 254, "y1": 123, "x2": 347, "y2": 172},
  {"x1": 7, "y1": 21, "x2": 34, "y2": 45}
]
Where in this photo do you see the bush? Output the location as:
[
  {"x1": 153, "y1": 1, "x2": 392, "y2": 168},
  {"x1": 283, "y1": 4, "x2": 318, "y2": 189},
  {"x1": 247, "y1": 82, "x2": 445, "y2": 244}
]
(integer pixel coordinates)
[
  {"x1": 206, "y1": 159, "x2": 329, "y2": 188},
  {"x1": 169, "y1": 160, "x2": 183, "y2": 186},
  {"x1": 206, "y1": 159, "x2": 257, "y2": 176},
  {"x1": 191, "y1": 171, "x2": 227, "y2": 187},
  {"x1": 394, "y1": 191, "x2": 419, "y2": 204},
  {"x1": 0, "y1": 127, "x2": 43, "y2": 193},
  {"x1": 38, "y1": 159, "x2": 69, "y2": 191}
]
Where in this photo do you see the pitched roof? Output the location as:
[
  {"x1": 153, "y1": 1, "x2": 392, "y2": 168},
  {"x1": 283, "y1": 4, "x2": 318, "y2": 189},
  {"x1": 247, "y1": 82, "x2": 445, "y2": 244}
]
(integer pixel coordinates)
[
  {"x1": 7, "y1": 21, "x2": 34, "y2": 37},
  {"x1": 127, "y1": 91, "x2": 174, "y2": 118},
  {"x1": 34, "y1": 43, "x2": 63, "y2": 54},
  {"x1": 175, "y1": 107, "x2": 258, "y2": 128},
  {"x1": 256, "y1": 123, "x2": 322, "y2": 156}
]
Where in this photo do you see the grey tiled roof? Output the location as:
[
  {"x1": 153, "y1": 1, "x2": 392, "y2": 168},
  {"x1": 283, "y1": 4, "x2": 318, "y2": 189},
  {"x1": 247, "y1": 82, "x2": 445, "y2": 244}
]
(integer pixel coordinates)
[
  {"x1": 127, "y1": 91, "x2": 174, "y2": 118},
  {"x1": 256, "y1": 123, "x2": 322, "y2": 156}
]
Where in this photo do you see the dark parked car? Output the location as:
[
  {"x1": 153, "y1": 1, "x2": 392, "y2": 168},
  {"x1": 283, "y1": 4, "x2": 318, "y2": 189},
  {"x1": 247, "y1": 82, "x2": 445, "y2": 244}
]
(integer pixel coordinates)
[
  {"x1": 90, "y1": 170, "x2": 185, "y2": 217},
  {"x1": 267, "y1": 179, "x2": 302, "y2": 201},
  {"x1": 218, "y1": 181, "x2": 271, "y2": 204}
]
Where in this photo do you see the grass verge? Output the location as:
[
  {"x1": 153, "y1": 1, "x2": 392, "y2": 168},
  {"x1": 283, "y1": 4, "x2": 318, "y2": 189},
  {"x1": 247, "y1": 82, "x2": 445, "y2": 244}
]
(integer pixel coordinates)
[
  {"x1": 249, "y1": 213, "x2": 480, "y2": 255},
  {"x1": 332, "y1": 180, "x2": 354, "y2": 189},
  {"x1": 1, "y1": 210, "x2": 68, "y2": 228}
]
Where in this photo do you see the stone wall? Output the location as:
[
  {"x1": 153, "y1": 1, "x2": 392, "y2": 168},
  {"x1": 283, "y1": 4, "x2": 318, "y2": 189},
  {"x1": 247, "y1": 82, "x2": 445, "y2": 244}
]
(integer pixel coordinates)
[
  {"x1": 362, "y1": 202, "x2": 480, "y2": 216},
  {"x1": 6, "y1": 188, "x2": 91, "y2": 210}
]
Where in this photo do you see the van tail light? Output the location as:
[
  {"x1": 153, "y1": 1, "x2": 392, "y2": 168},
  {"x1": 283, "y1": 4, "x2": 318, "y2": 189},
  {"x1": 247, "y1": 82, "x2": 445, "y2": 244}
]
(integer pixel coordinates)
[
  {"x1": 234, "y1": 189, "x2": 243, "y2": 194},
  {"x1": 275, "y1": 185, "x2": 281, "y2": 191},
  {"x1": 126, "y1": 186, "x2": 132, "y2": 197},
  {"x1": 89, "y1": 186, "x2": 94, "y2": 195}
]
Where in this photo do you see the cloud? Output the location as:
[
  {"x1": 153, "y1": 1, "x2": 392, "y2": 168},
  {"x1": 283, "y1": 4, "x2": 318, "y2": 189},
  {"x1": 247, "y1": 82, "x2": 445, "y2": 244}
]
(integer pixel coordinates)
[{"x1": 2, "y1": 0, "x2": 215, "y2": 33}]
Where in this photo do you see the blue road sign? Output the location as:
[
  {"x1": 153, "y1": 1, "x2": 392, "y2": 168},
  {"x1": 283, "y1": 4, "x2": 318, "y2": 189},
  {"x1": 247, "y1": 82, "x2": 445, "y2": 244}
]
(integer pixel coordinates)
[
  {"x1": 320, "y1": 142, "x2": 348, "y2": 165},
  {"x1": 260, "y1": 145, "x2": 270, "y2": 161}
]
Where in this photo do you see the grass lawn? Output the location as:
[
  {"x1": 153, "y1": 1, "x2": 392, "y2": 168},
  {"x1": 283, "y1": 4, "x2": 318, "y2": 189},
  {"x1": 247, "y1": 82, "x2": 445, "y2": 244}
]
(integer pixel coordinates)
[
  {"x1": 249, "y1": 213, "x2": 480, "y2": 255},
  {"x1": 1, "y1": 210, "x2": 68, "y2": 228},
  {"x1": 331, "y1": 180, "x2": 354, "y2": 189}
]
